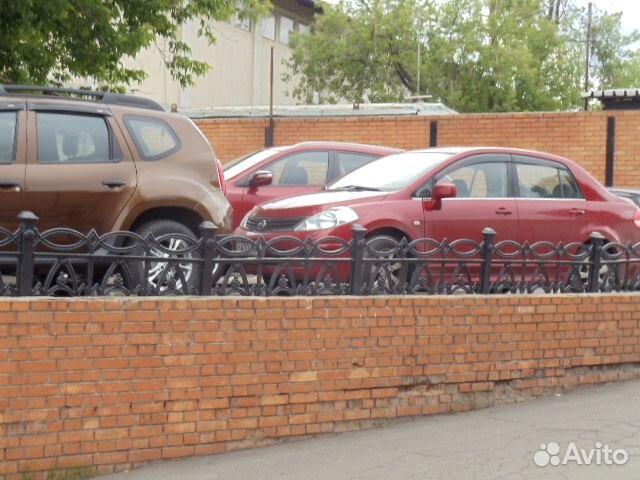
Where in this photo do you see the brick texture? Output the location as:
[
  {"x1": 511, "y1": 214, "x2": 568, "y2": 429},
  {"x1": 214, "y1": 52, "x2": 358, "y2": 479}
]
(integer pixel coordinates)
[
  {"x1": 1, "y1": 295, "x2": 640, "y2": 478},
  {"x1": 197, "y1": 110, "x2": 640, "y2": 186}
]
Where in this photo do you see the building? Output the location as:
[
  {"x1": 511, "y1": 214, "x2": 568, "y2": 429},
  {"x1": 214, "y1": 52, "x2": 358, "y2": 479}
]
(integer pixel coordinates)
[
  {"x1": 183, "y1": 102, "x2": 458, "y2": 119},
  {"x1": 583, "y1": 88, "x2": 640, "y2": 110},
  {"x1": 124, "y1": 0, "x2": 319, "y2": 110}
]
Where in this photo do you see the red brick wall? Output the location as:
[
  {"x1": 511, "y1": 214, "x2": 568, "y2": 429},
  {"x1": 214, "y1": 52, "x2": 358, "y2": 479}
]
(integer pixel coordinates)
[
  {"x1": 611, "y1": 111, "x2": 640, "y2": 187},
  {"x1": 437, "y1": 112, "x2": 608, "y2": 183},
  {"x1": 196, "y1": 118, "x2": 269, "y2": 162},
  {"x1": 2, "y1": 295, "x2": 640, "y2": 479},
  {"x1": 195, "y1": 110, "x2": 640, "y2": 186}
]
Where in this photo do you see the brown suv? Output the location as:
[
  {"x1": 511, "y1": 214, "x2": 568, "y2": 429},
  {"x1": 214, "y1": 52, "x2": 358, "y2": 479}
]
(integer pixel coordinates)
[
  {"x1": 0, "y1": 85, "x2": 230, "y2": 232},
  {"x1": 0, "y1": 85, "x2": 231, "y2": 289}
]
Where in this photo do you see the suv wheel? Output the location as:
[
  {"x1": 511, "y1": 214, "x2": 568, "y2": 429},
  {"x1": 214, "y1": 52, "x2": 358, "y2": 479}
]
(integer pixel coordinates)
[{"x1": 132, "y1": 220, "x2": 201, "y2": 294}]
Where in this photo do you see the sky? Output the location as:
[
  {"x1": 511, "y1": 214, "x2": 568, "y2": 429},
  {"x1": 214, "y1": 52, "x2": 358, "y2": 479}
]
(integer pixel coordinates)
[
  {"x1": 324, "y1": 0, "x2": 640, "y2": 45},
  {"x1": 579, "y1": 0, "x2": 640, "y2": 35},
  {"x1": 326, "y1": 0, "x2": 640, "y2": 35}
]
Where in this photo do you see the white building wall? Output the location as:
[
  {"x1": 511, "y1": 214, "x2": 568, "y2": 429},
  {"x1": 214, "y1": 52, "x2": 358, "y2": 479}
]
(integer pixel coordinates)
[{"x1": 117, "y1": 2, "x2": 314, "y2": 110}]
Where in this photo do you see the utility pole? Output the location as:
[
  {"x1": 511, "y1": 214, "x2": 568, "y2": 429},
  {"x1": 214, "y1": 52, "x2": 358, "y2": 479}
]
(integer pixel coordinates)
[
  {"x1": 416, "y1": 37, "x2": 421, "y2": 95},
  {"x1": 584, "y1": 2, "x2": 592, "y2": 111},
  {"x1": 415, "y1": 12, "x2": 423, "y2": 96},
  {"x1": 265, "y1": 46, "x2": 275, "y2": 147}
]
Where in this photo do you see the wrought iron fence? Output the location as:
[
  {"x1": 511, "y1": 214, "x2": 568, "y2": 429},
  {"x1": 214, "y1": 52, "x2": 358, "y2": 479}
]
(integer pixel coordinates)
[{"x1": 1, "y1": 211, "x2": 639, "y2": 297}]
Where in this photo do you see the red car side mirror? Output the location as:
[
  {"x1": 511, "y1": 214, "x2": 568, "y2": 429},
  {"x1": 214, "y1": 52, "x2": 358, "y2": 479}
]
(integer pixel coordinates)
[
  {"x1": 430, "y1": 182, "x2": 457, "y2": 210},
  {"x1": 249, "y1": 170, "x2": 273, "y2": 188}
]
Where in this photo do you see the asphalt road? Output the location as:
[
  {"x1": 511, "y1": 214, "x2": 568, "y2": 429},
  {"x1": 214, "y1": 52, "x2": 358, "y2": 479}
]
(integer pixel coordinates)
[{"x1": 101, "y1": 380, "x2": 640, "y2": 480}]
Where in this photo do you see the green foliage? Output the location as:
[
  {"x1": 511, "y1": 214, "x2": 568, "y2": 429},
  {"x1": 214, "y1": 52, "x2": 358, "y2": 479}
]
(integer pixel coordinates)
[
  {"x1": 0, "y1": 0, "x2": 267, "y2": 88},
  {"x1": 589, "y1": 10, "x2": 640, "y2": 89},
  {"x1": 20, "y1": 466, "x2": 95, "y2": 480},
  {"x1": 285, "y1": 0, "x2": 427, "y2": 104},
  {"x1": 46, "y1": 466, "x2": 95, "y2": 480},
  {"x1": 285, "y1": 0, "x2": 640, "y2": 112}
]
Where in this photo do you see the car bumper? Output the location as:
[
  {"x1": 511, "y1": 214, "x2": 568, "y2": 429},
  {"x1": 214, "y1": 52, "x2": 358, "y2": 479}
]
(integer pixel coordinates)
[{"x1": 233, "y1": 225, "x2": 356, "y2": 282}]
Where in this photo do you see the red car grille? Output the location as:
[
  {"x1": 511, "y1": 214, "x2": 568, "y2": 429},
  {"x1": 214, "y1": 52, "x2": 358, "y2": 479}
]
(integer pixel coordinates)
[{"x1": 245, "y1": 216, "x2": 305, "y2": 232}]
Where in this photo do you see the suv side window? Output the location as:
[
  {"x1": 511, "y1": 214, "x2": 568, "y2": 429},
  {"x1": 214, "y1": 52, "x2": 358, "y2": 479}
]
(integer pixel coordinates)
[
  {"x1": 265, "y1": 151, "x2": 329, "y2": 186},
  {"x1": 436, "y1": 161, "x2": 509, "y2": 198},
  {"x1": 37, "y1": 113, "x2": 119, "y2": 164},
  {"x1": 515, "y1": 160, "x2": 583, "y2": 199},
  {"x1": 124, "y1": 115, "x2": 180, "y2": 160},
  {"x1": 0, "y1": 111, "x2": 17, "y2": 164}
]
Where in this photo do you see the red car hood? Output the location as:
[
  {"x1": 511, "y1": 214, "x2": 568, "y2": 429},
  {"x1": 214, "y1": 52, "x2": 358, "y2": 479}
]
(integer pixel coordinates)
[{"x1": 254, "y1": 190, "x2": 390, "y2": 217}]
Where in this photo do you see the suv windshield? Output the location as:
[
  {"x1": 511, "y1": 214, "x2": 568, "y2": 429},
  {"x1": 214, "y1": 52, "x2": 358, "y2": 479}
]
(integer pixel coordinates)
[
  {"x1": 224, "y1": 147, "x2": 287, "y2": 179},
  {"x1": 329, "y1": 151, "x2": 453, "y2": 192}
]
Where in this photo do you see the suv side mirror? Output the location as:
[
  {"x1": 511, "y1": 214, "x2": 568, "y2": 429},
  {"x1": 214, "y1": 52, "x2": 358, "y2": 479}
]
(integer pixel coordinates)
[
  {"x1": 430, "y1": 182, "x2": 457, "y2": 210},
  {"x1": 249, "y1": 170, "x2": 273, "y2": 188}
]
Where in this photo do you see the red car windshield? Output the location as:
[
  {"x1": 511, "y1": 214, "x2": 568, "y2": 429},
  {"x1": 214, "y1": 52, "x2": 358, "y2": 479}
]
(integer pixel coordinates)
[
  {"x1": 329, "y1": 151, "x2": 453, "y2": 192},
  {"x1": 224, "y1": 147, "x2": 287, "y2": 179}
]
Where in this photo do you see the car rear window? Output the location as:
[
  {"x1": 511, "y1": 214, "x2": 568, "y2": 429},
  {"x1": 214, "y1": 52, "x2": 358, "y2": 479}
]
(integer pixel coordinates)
[
  {"x1": 124, "y1": 115, "x2": 181, "y2": 160},
  {"x1": 0, "y1": 111, "x2": 17, "y2": 163},
  {"x1": 515, "y1": 161, "x2": 583, "y2": 199}
]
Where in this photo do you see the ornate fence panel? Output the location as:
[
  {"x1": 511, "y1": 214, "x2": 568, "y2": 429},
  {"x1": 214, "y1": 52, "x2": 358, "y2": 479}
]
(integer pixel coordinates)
[{"x1": 1, "y1": 212, "x2": 639, "y2": 297}]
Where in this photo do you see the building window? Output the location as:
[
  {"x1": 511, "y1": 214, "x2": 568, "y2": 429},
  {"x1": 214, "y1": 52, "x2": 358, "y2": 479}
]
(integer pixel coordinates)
[
  {"x1": 279, "y1": 15, "x2": 294, "y2": 44},
  {"x1": 298, "y1": 23, "x2": 310, "y2": 34},
  {"x1": 231, "y1": 1, "x2": 251, "y2": 31},
  {"x1": 232, "y1": 15, "x2": 251, "y2": 31},
  {"x1": 261, "y1": 14, "x2": 276, "y2": 40}
]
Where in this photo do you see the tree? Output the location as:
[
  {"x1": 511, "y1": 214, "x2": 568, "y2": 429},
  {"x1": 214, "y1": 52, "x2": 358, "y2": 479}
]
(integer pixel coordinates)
[
  {"x1": 284, "y1": 0, "x2": 426, "y2": 104},
  {"x1": 0, "y1": 0, "x2": 265, "y2": 88},
  {"x1": 588, "y1": 9, "x2": 640, "y2": 89},
  {"x1": 285, "y1": 0, "x2": 640, "y2": 112},
  {"x1": 419, "y1": 0, "x2": 580, "y2": 112}
]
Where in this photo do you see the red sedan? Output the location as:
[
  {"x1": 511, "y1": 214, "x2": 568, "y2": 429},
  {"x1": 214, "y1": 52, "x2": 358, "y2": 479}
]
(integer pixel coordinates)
[
  {"x1": 235, "y1": 147, "x2": 640, "y2": 273},
  {"x1": 223, "y1": 142, "x2": 401, "y2": 228}
]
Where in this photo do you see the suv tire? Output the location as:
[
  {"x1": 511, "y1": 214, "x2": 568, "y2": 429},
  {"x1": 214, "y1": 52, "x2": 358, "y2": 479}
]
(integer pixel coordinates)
[{"x1": 131, "y1": 220, "x2": 201, "y2": 294}]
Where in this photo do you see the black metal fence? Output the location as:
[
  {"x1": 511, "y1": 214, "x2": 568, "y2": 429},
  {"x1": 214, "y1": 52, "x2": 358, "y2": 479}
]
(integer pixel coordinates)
[{"x1": 1, "y1": 211, "x2": 640, "y2": 297}]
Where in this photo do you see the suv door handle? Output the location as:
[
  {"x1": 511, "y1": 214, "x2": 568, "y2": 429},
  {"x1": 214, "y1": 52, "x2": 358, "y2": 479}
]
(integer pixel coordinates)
[
  {"x1": 570, "y1": 208, "x2": 586, "y2": 216},
  {"x1": 495, "y1": 207, "x2": 513, "y2": 215},
  {"x1": 102, "y1": 179, "x2": 127, "y2": 188},
  {"x1": 0, "y1": 180, "x2": 21, "y2": 192}
]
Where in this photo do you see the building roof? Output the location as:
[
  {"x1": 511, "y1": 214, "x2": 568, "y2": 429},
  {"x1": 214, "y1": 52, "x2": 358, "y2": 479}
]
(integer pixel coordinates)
[
  {"x1": 582, "y1": 88, "x2": 640, "y2": 99},
  {"x1": 583, "y1": 88, "x2": 640, "y2": 110},
  {"x1": 296, "y1": 0, "x2": 322, "y2": 13},
  {"x1": 183, "y1": 102, "x2": 457, "y2": 119}
]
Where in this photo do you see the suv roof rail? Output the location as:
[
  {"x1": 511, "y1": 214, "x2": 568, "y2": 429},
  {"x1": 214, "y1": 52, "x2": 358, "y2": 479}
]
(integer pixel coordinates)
[{"x1": 0, "y1": 84, "x2": 164, "y2": 112}]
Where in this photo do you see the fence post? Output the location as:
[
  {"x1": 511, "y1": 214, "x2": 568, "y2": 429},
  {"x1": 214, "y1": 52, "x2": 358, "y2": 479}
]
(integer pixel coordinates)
[
  {"x1": 350, "y1": 224, "x2": 367, "y2": 295},
  {"x1": 588, "y1": 231, "x2": 605, "y2": 293},
  {"x1": 17, "y1": 211, "x2": 39, "y2": 296},
  {"x1": 198, "y1": 221, "x2": 217, "y2": 296},
  {"x1": 479, "y1": 227, "x2": 496, "y2": 294}
]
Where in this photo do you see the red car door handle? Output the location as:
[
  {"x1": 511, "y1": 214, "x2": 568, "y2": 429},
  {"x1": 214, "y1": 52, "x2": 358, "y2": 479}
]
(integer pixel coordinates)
[
  {"x1": 570, "y1": 208, "x2": 586, "y2": 216},
  {"x1": 495, "y1": 208, "x2": 513, "y2": 215}
]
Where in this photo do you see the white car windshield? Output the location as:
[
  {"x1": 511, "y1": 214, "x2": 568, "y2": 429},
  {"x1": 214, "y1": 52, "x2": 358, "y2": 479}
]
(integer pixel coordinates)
[
  {"x1": 224, "y1": 147, "x2": 287, "y2": 179},
  {"x1": 329, "y1": 151, "x2": 453, "y2": 192}
]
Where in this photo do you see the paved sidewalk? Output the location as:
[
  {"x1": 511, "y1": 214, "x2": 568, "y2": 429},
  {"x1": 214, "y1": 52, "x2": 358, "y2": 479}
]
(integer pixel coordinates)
[{"x1": 102, "y1": 380, "x2": 640, "y2": 480}]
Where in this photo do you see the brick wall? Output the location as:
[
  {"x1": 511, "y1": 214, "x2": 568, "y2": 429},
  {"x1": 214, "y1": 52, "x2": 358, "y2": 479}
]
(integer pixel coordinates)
[
  {"x1": 2, "y1": 294, "x2": 640, "y2": 479},
  {"x1": 196, "y1": 110, "x2": 640, "y2": 186}
]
